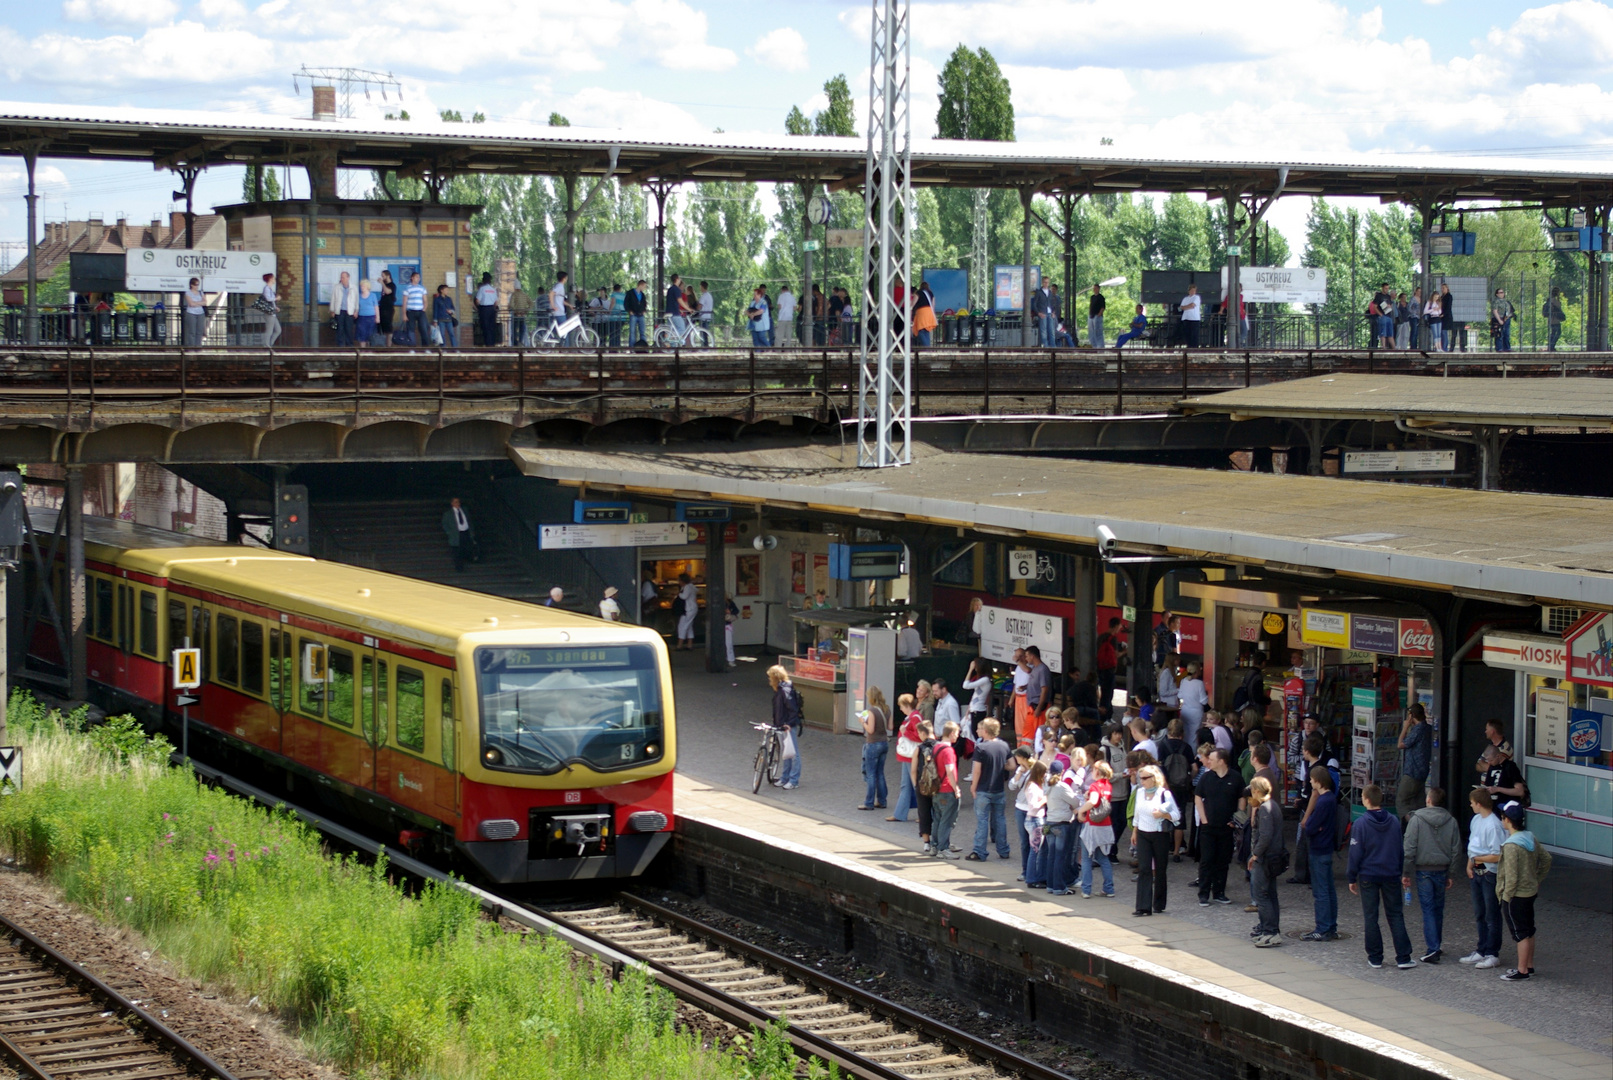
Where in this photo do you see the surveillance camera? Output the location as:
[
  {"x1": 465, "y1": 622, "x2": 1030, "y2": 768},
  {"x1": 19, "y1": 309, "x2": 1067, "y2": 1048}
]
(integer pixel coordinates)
[
  {"x1": 1096, "y1": 524, "x2": 1118, "y2": 558},
  {"x1": 753, "y1": 535, "x2": 765, "y2": 551}
]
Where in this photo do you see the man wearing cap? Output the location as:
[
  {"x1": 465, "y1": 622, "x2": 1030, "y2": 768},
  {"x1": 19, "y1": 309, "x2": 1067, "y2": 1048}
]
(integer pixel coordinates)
[
  {"x1": 598, "y1": 587, "x2": 621, "y2": 621},
  {"x1": 1478, "y1": 743, "x2": 1526, "y2": 809},
  {"x1": 441, "y1": 497, "x2": 476, "y2": 572},
  {"x1": 545, "y1": 586, "x2": 564, "y2": 608}
]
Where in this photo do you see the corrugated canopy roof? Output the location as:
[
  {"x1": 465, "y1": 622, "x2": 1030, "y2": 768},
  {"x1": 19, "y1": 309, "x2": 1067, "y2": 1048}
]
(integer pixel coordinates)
[
  {"x1": 506, "y1": 441, "x2": 1613, "y2": 606},
  {"x1": 2, "y1": 101, "x2": 1611, "y2": 202},
  {"x1": 1179, "y1": 374, "x2": 1613, "y2": 428}
]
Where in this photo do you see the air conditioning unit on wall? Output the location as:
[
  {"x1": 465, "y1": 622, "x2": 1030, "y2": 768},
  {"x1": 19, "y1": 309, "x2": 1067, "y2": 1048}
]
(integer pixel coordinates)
[{"x1": 1541, "y1": 606, "x2": 1583, "y2": 636}]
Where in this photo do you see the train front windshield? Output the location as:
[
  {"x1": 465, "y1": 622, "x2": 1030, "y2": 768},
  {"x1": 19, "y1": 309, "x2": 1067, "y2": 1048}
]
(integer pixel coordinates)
[{"x1": 474, "y1": 644, "x2": 664, "y2": 775}]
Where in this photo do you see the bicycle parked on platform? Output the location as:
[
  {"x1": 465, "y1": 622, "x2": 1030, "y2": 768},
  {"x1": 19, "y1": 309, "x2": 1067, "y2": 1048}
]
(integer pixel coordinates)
[
  {"x1": 533, "y1": 312, "x2": 601, "y2": 349},
  {"x1": 752, "y1": 722, "x2": 784, "y2": 793},
  {"x1": 654, "y1": 315, "x2": 713, "y2": 350}
]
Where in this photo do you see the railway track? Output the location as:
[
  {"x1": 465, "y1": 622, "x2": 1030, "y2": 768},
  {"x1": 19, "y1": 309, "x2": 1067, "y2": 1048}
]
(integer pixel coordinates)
[
  {"x1": 548, "y1": 895, "x2": 1072, "y2": 1080},
  {"x1": 0, "y1": 912, "x2": 237, "y2": 1080}
]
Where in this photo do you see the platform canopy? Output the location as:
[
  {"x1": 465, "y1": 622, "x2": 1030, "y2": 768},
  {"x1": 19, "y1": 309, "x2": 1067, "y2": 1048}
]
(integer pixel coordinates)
[
  {"x1": 1179, "y1": 374, "x2": 1613, "y2": 429},
  {"x1": 2, "y1": 101, "x2": 1612, "y2": 203}
]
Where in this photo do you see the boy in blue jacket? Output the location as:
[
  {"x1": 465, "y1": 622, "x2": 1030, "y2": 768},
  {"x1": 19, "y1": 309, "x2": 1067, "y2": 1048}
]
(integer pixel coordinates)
[
  {"x1": 1115, "y1": 304, "x2": 1149, "y2": 348},
  {"x1": 1348, "y1": 783, "x2": 1416, "y2": 969}
]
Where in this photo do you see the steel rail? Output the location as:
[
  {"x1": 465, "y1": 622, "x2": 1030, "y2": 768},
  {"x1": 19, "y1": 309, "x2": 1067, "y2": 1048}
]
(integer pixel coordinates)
[{"x1": 0, "y1": 909, "x2": 239, "y2": 1080}]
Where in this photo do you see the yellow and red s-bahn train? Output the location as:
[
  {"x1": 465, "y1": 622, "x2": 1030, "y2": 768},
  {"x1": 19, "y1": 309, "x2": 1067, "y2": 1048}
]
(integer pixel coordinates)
[{"x1": 25, "y1": 512, "x2": 675, "y2": 884}]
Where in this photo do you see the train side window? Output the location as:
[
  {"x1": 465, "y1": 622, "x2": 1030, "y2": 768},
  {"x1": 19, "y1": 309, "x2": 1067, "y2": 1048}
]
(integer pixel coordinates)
[
  {"x1": 168, "y1": 599, "x2": 187, "y2": 652},
  {"x1": 117, "y1": 584, "x2": 133, "y2": 652},
  {"x1": 327, "y1": 648, "x2": 354, "y2": 727},
  {"x1": 190, "y1": 607, "x2": 210, "y2": 682},
  {"x1": 138, "y1": 591, "x2": 158, "y2": 657},
  {"x1": 1163, "y1": 569, "x2": 1205, "y2": 615},
  {"x1": 297, "y1": 637, "x2": 324, "y2": 717},
  {"x1": 240, "y1": 621, "x2": 264, "y2": 695},
  {"x1": 215, "y1": 614, "x2": 240, "y2": 686},
  {"x1": 395, "y1": 666, "x2": 425, "y2": 752},
  {"x1": 361, "y1": 658, "x2": 376, "y2": 743},
  {"x1": 440, "y1": 679, "x2": 455, "y2": 771},
  {"x1": 95, "y1": 578, "x2": 114, "y2": 640}
]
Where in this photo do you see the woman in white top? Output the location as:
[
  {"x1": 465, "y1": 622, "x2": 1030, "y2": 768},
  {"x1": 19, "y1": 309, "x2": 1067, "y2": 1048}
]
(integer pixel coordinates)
[
  {"x1": 962, "y1": 658, "x2": 992, "y2": 731},
  {"x1": 258, "y1": 273, "x2": 281, "y2": 346},
  {"x1": 674, "y1": 573, "x2": 698, "y2": 649},
  {"x1": 1423, "y1": 293, "x2": 1444, "y2": 351},
  {"x1": 1011, "y1": 757, "x2": 1049, "y2": 886},
  {"x1": 1177, "y1": 661, "x2": 1209, "y2": 747},
  {"x1": 182, "y1": 278, "x2": 208, "y2": 347},
  {"x1": 1132, "y1": 764, "x2": 1181, "y2": 916}
]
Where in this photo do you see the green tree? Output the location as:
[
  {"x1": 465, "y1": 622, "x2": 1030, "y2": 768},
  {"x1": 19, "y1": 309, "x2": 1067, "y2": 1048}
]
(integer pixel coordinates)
[
  {"x1": 933, "y1": 45, "x2": 1016, "y2": 302},
  {"x1": 813, "y1": 75, "x2": 857, "y2": 138},
  {"x1": 241, "y1": 165, "x2": 281, "y2": 202},
  {"x1": 1157, "y1": 193, "x2": 1211, "y2": 271},
  {"x1": 547, "y1": 112, "x2": 571, "y2": 127}
]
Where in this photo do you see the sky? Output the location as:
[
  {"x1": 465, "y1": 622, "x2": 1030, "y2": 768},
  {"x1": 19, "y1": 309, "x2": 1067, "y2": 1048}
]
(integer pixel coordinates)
[{"x1": 2, "y1": 0, "x2": 1611, "y2": 264}]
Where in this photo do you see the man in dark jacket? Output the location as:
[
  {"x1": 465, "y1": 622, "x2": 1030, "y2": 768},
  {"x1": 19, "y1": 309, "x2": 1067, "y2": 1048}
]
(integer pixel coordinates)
[
  {"x1": 1300, "y1": 766, "x2": 1339, "y2": 941},
  {"x1": 624, "y1": 279, "x2": 650, "y2": 347},
  {"x1": 1348, "y1": 784, "x2": 1416, "y2": 969},
  {"x1": 441, "y1": 497, "x2": 475, "y2": 571},
  {"x1": 1194, "y1": 748, "x2": 1241, "y2": 906}
]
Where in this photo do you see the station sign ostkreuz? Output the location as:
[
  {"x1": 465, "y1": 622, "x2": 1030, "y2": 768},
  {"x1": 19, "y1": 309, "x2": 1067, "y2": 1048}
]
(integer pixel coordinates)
[
  {"x1": 979, "y1": 604, "x2": 1064, "y2": 673},
  {"x1": 125, "y1": 249, "x2": 277, "y2": 293}
]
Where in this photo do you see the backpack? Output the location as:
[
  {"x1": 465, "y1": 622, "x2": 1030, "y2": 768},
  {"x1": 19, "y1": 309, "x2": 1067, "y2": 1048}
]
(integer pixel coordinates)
[
  {"x1": 784, "y1": 683, "x2": 805, "y2": 733},
  {"x1": 916, "y1": 741, "x2": 941, "y2": 796},
  {"x1": 956, "y1": 735, "x2": 976, "y2": 759},
  {"x1": 1161, "y1": 740, "x2": 1192, "y2": 788},
  {"x1": 1096, "y1": 633, "x2": 1116, "y2": 670}
]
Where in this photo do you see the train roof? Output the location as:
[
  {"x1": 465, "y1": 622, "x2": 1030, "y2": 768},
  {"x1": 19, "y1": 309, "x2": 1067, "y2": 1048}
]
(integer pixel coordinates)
[{"x1": 31, "y1": 509, "x2": 626, "y2": 654}]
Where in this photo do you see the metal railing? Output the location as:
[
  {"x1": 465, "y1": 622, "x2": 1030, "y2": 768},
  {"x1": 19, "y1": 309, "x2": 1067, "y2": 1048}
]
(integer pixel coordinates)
[{"x1": 0, "y1": 346, "x2": 1607, "y2": 427}]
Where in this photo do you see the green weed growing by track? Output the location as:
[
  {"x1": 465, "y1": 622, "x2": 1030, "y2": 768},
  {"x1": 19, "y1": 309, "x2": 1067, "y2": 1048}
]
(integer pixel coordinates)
[{"x1": 0, "y1": 692, "x2": 816, "y2": 1080}]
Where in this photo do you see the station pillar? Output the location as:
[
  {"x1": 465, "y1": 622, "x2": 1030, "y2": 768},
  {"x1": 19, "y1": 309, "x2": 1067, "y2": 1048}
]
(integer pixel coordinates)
[
  {"x1": 1020, "y1": 188, "x2": 1034, "y2": 347},
  {"x1": 705, "y1": 526, "x2": 727, "y2": 673}
]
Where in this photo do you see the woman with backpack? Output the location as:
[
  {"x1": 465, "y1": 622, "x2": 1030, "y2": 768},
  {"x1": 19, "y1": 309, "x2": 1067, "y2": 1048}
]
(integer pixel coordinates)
[
  {"x1": 1078, "y1": 760, "x2": 1117, "y2": 898},
  {"x1": 1157, "y1": 718, "x2": 1195, "y2": 862},
  {"x1": 910, "y1": 721, "x2": 937, "y2": 853}
]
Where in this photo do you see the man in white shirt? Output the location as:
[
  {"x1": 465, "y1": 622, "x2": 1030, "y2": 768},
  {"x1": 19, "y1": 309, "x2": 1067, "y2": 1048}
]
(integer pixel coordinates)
[
  {"x1": 933, "y1": 678, "x2": 963, "y2": 739},
  {"x1": 598, "y1": 586, "x2": 621, "y2": 621},
  {"x1": 549, "y1": 271, "x2": 570, "y2": 332},
  {"x1": 403, "y1": 272, "x2": 429, "y2": 346},
  {"x1": 776, "y1": 285, "x2": 796, "y2": 345},
  {"x1": 474, "y1": 272, "x2": 500, "y2": 347},
  {"x1": 639, "y1": 575, "x2": 658, "y2": 622},
  {"x1": 897, "y1": 617, "x2": 924, "y2": 659},
  {"x1": 440, "y1": 497, "x2": 474, "y2": 571},
  {"x1": 698, "y1": 282, "x2": 715, "y2": 333},
  {"x1": 1178, "y1": 284, "x2": 1202, "y2": 348},
  {"x1": 331, "y1": 271, "x2": 359, "y2": 347}
]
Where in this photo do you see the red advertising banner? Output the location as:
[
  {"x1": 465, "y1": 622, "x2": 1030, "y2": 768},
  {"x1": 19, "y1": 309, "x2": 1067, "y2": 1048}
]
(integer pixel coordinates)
[{"x1": 1397, "y1": 619, "x2": 1436, "y2": 658}]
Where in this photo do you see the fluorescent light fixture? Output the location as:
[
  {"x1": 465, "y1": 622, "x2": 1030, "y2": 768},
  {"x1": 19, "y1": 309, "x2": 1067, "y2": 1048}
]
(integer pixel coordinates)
[
  {"x1": 345, "y1": 158, "x2": 404, "y2": 167},
  {"x1": 87, "y1": 147, "x2": 153, "y2": 157},
  {"x1": 1451, "y1": 586, "x2": 1532, "y2": 606}
]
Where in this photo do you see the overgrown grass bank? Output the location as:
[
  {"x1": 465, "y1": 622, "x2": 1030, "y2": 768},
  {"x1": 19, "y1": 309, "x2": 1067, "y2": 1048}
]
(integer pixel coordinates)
[{"x1": 0, "y1": 693, "x2": 812, "y2": 1080}]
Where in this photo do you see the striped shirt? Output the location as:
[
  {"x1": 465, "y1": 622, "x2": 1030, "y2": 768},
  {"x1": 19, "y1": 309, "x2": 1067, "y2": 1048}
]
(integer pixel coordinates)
[{"x1": 403, "y1": 283, "x2": 427, "y2": 310}]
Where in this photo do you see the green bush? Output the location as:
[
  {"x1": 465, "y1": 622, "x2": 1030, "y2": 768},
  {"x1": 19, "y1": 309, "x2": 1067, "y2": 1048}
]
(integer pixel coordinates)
[{"x1": 0, "y1": 693, "x2": 801, "y2": 1080}]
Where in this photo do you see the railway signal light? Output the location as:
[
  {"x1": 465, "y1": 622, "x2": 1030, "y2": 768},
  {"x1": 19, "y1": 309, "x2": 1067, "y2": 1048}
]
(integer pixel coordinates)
[{"x1": 275, "y1": 484, "x2": 309, "y2": 552}]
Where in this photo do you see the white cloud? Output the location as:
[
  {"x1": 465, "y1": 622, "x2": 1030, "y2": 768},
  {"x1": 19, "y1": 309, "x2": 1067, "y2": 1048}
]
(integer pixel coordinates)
[
  {"x1": 63, "y1": 0, "x2": 179, "y2": 24},
  {"x1": 748, "y1": 28, "x2": 809, "y2": 73},
  {"x1": 627, "y1": 0, "x2": 737, "y2": 72},
  {"x1": 537, "y1": 88, "x2": 708, "y2": 134}
]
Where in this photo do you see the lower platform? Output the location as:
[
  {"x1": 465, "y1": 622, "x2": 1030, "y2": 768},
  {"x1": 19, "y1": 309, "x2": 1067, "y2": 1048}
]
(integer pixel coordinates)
[{"x1": 670, "y1": 770, "x2": 1610, "y2": 1080}]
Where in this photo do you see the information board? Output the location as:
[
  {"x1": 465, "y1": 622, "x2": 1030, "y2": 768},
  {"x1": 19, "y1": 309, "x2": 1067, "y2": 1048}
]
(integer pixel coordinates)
[
  {"x1": 1343, "y1": 450, "x2": 1457, "y2": 474},
  {"x1": 993, "y1": 265, "x2": 1041, "y2": 310},
  {"x1": 539, "y1": 522, "x2": 688, "y2": 549}
]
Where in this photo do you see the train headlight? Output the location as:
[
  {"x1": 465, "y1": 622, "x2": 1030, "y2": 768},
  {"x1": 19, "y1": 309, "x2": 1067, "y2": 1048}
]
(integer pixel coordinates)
[
  {"x1": 483, "y1": 747, "x2": 504, "y2": 766},
  {"x1": 643, "y1": 744, "x2": 659, "y2": 758}
]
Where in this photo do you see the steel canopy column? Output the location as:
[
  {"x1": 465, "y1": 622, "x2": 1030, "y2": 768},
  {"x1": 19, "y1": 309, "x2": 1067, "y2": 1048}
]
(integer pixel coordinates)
[
  {"x1": 1020, "y1": 187, "x2": 1034, "y2": 347},
  {"x1": 800, "y1": 180, "x2": 816, "y2": 347},
  {"x1": 856, "y1": 0, "x2": 913, "y2": 468},
  {"x1": 705, "y1": 526, "x2": 727, "y2": 673},
  {"x1": 1418, "y1": 198, "x2": 1435, "y2": 350},
  {"x1": 65, "y1": 466, "x2": 85, "y2": 702},
  {"x1": 1598, "y1": 206, "x2": 1611, "y2": 352},
  {"x1": 651, "y1": 182, "x2": 671, "y2": 323},
  {"x1": 23, "y1": 150, "x2": 38, "y2": 346},
  {"x1": 1225, "y1": 193, "x2": 1241, "y2": 349}
]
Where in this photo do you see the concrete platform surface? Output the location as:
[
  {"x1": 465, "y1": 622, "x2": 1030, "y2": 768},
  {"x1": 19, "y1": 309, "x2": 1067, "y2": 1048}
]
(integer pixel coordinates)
[{"x1": 668, "y1": 650, "x2": 1613, "y2": 1080}]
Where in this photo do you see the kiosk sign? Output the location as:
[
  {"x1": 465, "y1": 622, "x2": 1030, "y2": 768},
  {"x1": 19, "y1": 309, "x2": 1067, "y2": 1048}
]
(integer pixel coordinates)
[{"x1": 1564, "y1": 611, "x2": 1613, "y2": 688}]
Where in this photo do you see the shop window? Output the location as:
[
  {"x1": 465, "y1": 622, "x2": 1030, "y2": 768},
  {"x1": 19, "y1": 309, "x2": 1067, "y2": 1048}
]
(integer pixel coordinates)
[
  {"x1": 1164, "y1": 569, "x2": 1206, "y2": 615},
  {"x1": 395, "y1": 667, "x2": 426, "y2": 752},
  {"x1": 138, "y1": 591, "x2": 158, "y2": 657},
  {"x1": 95, "y1": 579, "x2": 114, "y2": 640},
  {"x1": 215, "y1": 614, "x2": 239, "y2": 686},
  {"x1": 327, "y1": 648, "x2": 354, "y2": 727},
  {"x1": 240, "y1": 621, "x2": 264, "y2": 695}
]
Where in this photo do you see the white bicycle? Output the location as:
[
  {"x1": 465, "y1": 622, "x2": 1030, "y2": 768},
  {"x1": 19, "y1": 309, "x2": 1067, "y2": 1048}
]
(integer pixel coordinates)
[
  {"x1": 534, "y1": 312, "x2": 601, "y2": 349},
  {"x1": 654, "y1": 316, "x2": 713, "y2": 349}
]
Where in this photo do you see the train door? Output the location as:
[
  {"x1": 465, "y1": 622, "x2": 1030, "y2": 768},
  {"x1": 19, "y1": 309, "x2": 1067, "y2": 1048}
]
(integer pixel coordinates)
[
  {"x1": 359, "y1": 650, "x2": 386, "y2": 792},
  {"x1": 323, "y1": 643, "x2": 366, "y2": 788},
  {"x1": 114, "y1": 582, "x2": 135, "y2": 688}
]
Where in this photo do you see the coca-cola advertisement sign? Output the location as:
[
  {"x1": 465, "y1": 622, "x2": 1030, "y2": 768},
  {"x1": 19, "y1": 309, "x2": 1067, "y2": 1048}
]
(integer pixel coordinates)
[{"x1": 1398, "y1": 619, "x2": 1436, "y2": 658}]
